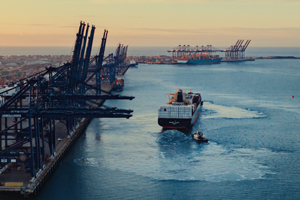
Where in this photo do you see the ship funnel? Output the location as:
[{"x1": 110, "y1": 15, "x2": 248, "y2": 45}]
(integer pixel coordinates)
[{"x1": 177, "y1": 90, "x2": 183, "y2": 102}]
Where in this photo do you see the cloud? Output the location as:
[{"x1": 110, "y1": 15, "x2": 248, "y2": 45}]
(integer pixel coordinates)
[
  {"x1": 58, "y1": 25, "x2": 79, "y2": 29},
  {"x1": 0, "y1": 33, "x2": 75, "y2": 46},
  {"x1": 107, "y1": 27, "x2": 300, "y2": 47},
  {"x1": 28, "y1": 24, "x2": 53, "y2": 27},
  {"x1": 119, "y1": 27, "x2": 300, "y2": 37},
  {"x1": 1, "y1": 23, "x2": 79, "y2": 30},
  {"x1": 74, "y1": 15, "x2": 96, "y2": 18},
  {"x1": 1, "y1": 27, "x2": 300, "y2": 47},
  {"x1": 2, "y1": 23, "x2": 53, "y2": 27},
  {"x1": 90, "y1": 0, "x2": 300, "y2": 4}
]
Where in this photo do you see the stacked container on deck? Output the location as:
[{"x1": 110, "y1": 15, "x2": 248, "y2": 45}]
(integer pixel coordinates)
[{"x1": 158, "y1": 104, "x2": 192, "y2": 119}]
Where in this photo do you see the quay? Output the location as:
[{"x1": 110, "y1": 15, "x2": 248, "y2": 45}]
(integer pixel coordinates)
[
  {"x1": 0, "y1": 22, "x2": 134, "y2": 196},
  {"x1": 0, "y1": 81, "x2": 120, "y2": 195}
]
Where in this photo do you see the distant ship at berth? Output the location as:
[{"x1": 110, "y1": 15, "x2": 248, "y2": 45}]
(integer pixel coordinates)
[
  {"x1": 176, "y1": 53, "x2": 222, "y2": 64},
  {"x1": 168, "y1": 45, "x2": 222, "y2": 65}
]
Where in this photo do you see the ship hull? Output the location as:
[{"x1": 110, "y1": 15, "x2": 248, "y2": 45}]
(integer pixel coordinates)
[
  {"x1": 112, "y1": 84, "x2": 123, "y2": 91},
  {"x1": 177, "y1": 58, "x2": 222, "y2": 64},
  {"x1": 158, "y1": 118, "x2": 192, "y2": 129}
]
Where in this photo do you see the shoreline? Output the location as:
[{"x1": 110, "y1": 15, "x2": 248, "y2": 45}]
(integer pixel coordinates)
[{"x1": 129, "y1": 55, "x2": 300, "y2": 65}]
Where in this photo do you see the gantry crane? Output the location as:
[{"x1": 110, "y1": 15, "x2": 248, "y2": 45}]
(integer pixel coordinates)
[{"x1": 0, "y1": 22, "x2": 134, "y2": 177}]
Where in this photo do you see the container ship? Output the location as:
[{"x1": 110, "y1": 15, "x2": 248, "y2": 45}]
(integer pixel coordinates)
[
  {"x1": 112, "y1": 78, "x2": 124, "y2": 91},
  {"x1": 158, "y1": 89, "x2": 203, "y2": 129},
  {"x1": 176, "y1": 53, "x2": 222, "y2": 64}
]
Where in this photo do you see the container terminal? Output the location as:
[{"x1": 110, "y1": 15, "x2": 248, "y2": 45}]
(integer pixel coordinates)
[
  {"x1": 129, "y1": 40, "x2": 255, "y2": 64},
  {"x1": 168, "y1": 40, "x2": 252, "y2": 63},
  {"x1": 0, "y1": 21, "x2": 134, "y2": 196}
]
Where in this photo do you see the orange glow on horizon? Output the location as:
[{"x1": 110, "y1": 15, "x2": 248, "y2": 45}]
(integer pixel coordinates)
[{"x1": 1, "y1": 0, "x2": 300, "y2": 47}]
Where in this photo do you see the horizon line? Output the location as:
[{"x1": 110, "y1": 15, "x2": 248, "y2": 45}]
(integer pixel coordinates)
[{"x1": 1, "y1": 45, "x2": 300, "y2": 48}]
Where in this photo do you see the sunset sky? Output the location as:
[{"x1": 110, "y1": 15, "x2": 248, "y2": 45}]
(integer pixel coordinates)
[{"x1": 1, "y1": 0, "x2": 300, "y2": 47}]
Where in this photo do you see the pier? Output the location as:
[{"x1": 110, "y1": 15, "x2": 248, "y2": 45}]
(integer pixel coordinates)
[{"x1": 0, "y1": 22, "x2": 134, "y2": 196}]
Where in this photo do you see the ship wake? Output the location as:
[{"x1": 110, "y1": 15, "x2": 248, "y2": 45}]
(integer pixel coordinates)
[
  {"x1": 74, "y1": 129, "x2": 278, "y2": 182},
  {"x1": 202, "y1": 102, "x2": 266, "y2": 119}
]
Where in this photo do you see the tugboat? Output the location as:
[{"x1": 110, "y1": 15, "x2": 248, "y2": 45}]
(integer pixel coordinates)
[
  {"x1": 192, "y1": 126, "x2": 208, "y2": 143},
  {"x1": 158, "y1": 89, "x2": 203, "y2": 129}
]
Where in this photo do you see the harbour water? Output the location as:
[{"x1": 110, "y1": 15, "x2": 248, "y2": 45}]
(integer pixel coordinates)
[{"x1": 1, "y1": 49, "x2": 300, "y2": 199}]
